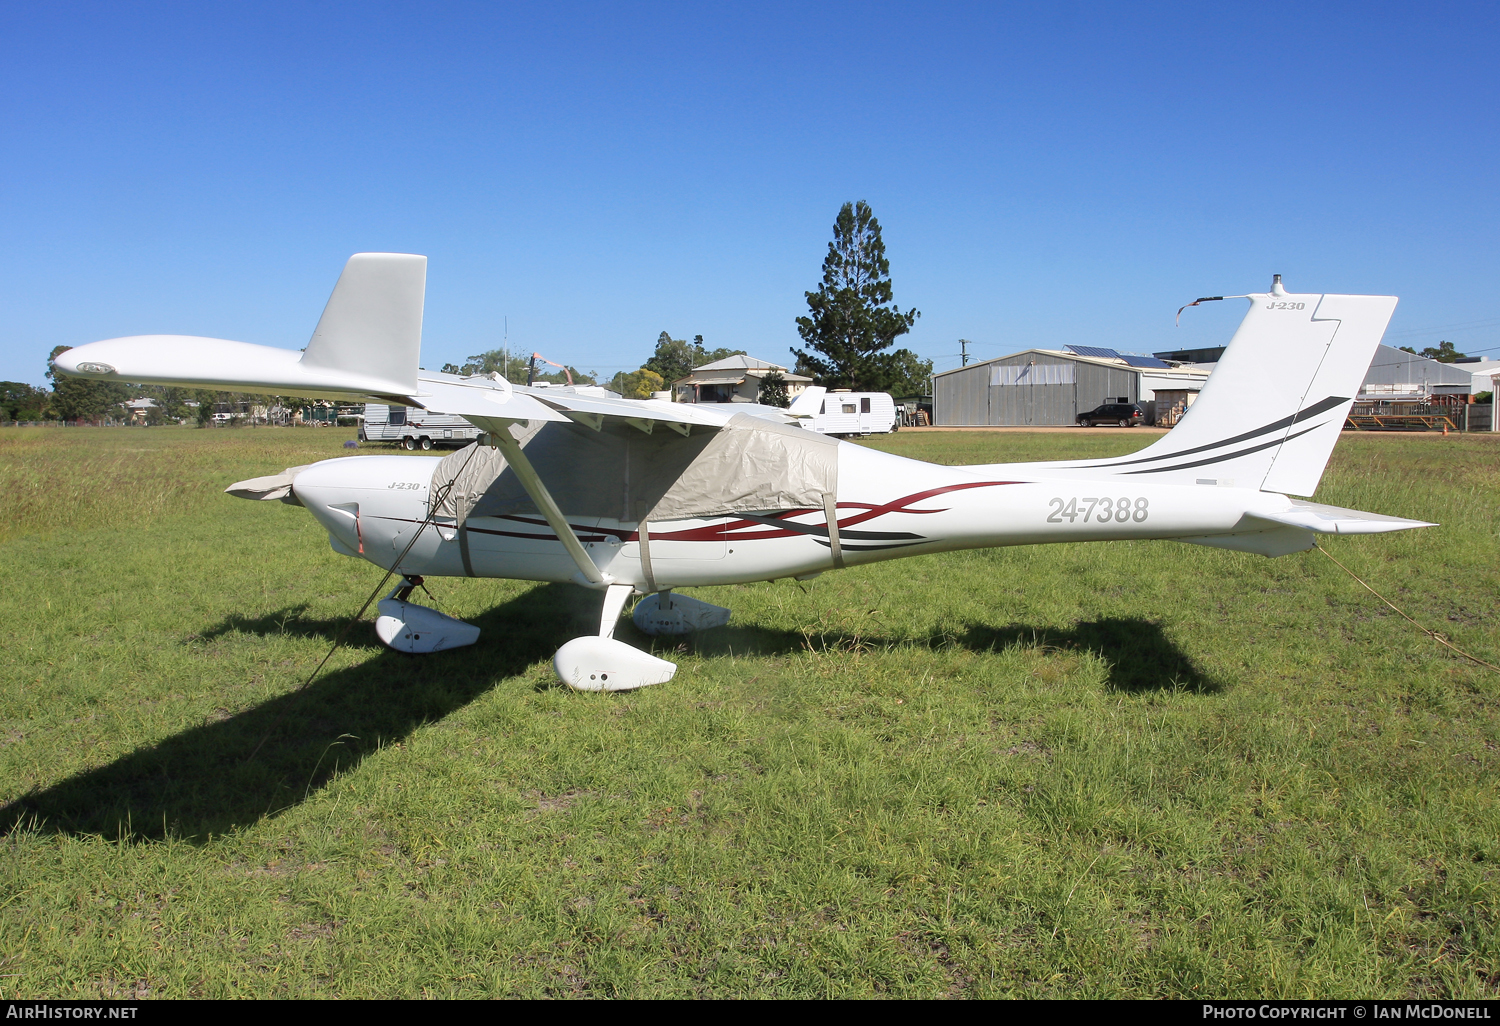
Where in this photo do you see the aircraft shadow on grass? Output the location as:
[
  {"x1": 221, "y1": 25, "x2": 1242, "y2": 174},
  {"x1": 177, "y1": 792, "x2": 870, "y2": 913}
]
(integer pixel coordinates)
[
  {"x1": 958, "y1": 619, "x2": 1222, "y2": 694},
  {"x1": 1, "y1": 583, "x2": 606, "y2": 844},
  {"x1": 2, "y1": 587, "x2": 1216, "y2": 843},
  {"x1": 693, "y1": 615, "x2": 1222, "y2": 696}
]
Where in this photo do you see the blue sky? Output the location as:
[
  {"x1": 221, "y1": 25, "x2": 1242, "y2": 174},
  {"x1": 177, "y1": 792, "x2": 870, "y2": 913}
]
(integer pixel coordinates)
[{"x1": 3, "y1": 1, "x2": 1496, "y2": 387}]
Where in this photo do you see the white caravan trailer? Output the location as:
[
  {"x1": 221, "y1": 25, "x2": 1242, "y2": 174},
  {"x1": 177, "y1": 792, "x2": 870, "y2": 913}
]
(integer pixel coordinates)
[
  {"x1": 804, "y1": 391, "x2": 900, "y2": 437},
  {"x1": 360, "y1": 404, "x2": 481, "y2": 450}
]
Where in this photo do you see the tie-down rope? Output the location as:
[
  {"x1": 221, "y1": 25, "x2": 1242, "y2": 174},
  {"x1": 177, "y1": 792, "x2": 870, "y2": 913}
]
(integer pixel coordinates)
[
  {"x1": 1315, "y1": 542, "x2": 1500, "y2": 674},
  {"x1": 246, "y1": 440, "x2": 485, "y2": 761}
]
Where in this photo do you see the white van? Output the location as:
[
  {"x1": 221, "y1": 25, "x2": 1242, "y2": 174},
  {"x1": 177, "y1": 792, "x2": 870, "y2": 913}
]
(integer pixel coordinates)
[
  {"x1": 803, "y1": 391, "x2": 899, "y2": 437},
  {"x1": 360, "y1": 404, "x2": 481, "y2": 450}
]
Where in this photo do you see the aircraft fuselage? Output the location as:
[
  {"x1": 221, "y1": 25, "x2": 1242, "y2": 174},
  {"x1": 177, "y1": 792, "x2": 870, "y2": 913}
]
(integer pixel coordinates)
[{"x1": 289, "y1": 442, "x2": 1301, "y2": 590}]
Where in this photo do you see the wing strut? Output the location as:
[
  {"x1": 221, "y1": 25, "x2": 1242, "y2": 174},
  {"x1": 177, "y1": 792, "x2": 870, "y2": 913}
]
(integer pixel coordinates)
[{"x1": 487, "y1": 429, "x2": 610, "y2": 587}]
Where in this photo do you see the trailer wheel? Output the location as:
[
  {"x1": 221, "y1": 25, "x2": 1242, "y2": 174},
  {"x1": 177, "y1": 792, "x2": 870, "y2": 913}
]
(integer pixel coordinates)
[
  {"x1": 402, "y1": 436, "x2": 416, "y2": 450},
  {"x1": 419, "y1": 436, "x2": 433, "y2": 451}
]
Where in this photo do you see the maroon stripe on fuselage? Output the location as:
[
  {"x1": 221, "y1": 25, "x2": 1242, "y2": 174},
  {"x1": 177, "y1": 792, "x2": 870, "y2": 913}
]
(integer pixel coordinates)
[{"x1": 367, "y1": 481, "x2": 1023, "y2": 547}]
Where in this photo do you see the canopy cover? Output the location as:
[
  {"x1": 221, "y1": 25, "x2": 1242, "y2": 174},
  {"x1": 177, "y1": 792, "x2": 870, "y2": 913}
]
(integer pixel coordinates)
[
  {"x1": 429, "y1": 413, "x2": 839, "y2": 524},
  {"x1": 644, "y1": 414, "x2": 838, "y2": 521}
]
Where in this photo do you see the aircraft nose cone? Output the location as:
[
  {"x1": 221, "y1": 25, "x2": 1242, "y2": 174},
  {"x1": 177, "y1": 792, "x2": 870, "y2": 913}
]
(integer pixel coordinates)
[
  {"x1": 286, "y1": 461, "x2": 343, "y2": 511},
  {"x1": 286, "y1": 454, "x2": 440, "y2": 556}
]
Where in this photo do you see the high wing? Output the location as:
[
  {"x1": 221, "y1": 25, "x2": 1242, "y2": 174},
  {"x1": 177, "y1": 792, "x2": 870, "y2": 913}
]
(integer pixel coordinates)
[
  {"x1": 412, "y1": 374, "x2": 746, "y2": 437},
  {"x1": 50, "y1": 251, "x2": 799, "y2": 437}
]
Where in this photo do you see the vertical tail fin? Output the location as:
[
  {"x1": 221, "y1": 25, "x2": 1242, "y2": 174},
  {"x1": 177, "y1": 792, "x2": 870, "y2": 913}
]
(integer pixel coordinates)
[
  {"x1": 300, "y1": 253, "x2": 427, "y2": 395},
  {"x1": 1252, "y1": 293, "x2": 1398, "y2": 494},
  {"x1": 1019, "y1": 285, "x2": 1397, "y2": 495},
  {"x1": 1148, "y1": 288, "x2": 1397, "y2": 495},
  {"x1": 788, "y1": 385, "x2": 827, "y2": 418}
]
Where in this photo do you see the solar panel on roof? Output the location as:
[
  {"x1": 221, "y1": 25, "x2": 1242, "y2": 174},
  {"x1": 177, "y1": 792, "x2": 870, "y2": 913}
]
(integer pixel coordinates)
[
  {"x1": 1121, "y1": 355, "x2": 1172, "y2": 369},
  {"x1": 1064, "y1": 345, "x2": 1121, "y2": 359}
]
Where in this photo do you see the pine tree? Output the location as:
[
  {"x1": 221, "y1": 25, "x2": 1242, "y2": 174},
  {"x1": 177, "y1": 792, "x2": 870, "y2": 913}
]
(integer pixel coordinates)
[{"x1": 792, "y1": 201, "x2": 920, "y2": 389}]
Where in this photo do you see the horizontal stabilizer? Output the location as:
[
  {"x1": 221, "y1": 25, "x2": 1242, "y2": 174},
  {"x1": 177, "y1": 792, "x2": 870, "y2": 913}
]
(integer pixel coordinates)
[
  {"x1": 1246, "y1": 499, "x2": 1436, "y2": 535},
  {"x1": 1176, "y1": 498, "x2": 1432, "y2": 559},
  {"x1": 1178, "y1": 526, "x2": 1316, "y2": 558}
]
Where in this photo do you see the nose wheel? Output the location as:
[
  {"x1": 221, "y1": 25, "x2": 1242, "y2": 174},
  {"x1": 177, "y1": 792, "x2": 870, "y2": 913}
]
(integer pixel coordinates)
[{"x1": 374, "y1": 576, "x2": 481, "y2": 653}]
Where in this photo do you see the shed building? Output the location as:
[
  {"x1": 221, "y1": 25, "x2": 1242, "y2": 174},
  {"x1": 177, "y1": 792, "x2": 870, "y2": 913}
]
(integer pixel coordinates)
[
  {"x1": 933, "y1": 347, "x2": 1211, "y2": 427},
  {"x1": 1359, "y1": 345, "x2": 1476, "y2": 400},
  {"x1": 1451, "y1": 357, "x2": 1500, "y2": 395}
]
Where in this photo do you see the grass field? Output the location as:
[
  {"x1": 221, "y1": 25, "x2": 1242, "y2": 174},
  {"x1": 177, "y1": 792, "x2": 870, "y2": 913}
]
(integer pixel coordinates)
[{"x1": 2, "y1": 423, "x2": 1498, "y2": 998}]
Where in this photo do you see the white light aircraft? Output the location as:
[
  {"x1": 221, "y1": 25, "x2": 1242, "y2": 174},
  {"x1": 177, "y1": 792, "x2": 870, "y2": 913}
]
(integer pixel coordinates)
[{"x1": 53, "y1": 255, "x2": 1432, "y2": 690}]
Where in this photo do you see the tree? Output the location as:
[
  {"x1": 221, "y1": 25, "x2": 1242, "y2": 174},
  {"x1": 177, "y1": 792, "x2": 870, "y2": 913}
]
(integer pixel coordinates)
[
  {"x1": 443, "y1": 349, "x2": 531, "y2": 383},
  {"x1": 1421, "y1": 340, "x2": 1466, "y2": 363},
  {"x1": 0, "y1": 382, "x2": 49, "y2": 421},
  {"x1": 196, "y1": 390, "x2": 218, "y2": 427},
  {"x1": 443, "y1": 350, "x2": 594, "y2": 386},
  {"x1": 792, "y1": 200, "x2": 920, "y2": 390},
  {"x1": 861, "y1": 347, "x2": 934, "y2": 397},
  {"x1": 610, "y1": 368, "x2": 665, "y2": 399},
  {"x1": 1399, "y1": 341, "x2": 1468, "y2": 363},
  {"x1": 117, "y1": 383, "x2": 207, "y2": 424},
  {"x1": 643, "y1": 332, "x2": 699, "y2": 384},
  {"x1": 643, "y1": 332, "x2": 746, "y2": 385},
  {"x1": 47, "y1": 346, "x2": 128, "y2": 422},
  {"x1": 608, "y1": 368, "x2": 665, "y2": 398},
  {"x1": 757, "y1": 371, "x2": 790, "y2": 408}
]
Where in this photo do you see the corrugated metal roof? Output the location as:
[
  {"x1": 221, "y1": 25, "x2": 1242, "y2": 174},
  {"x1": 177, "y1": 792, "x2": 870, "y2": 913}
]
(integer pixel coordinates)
[
  {"x1": 935, "y1": 349, "x2": 1161, "y2": 377},
  {"x1": 693, "y1": 355, "x2": 784, "y2": 372},
  {"x1": 1363, "y1": 345, "x2": 1475, "y2": 388}
]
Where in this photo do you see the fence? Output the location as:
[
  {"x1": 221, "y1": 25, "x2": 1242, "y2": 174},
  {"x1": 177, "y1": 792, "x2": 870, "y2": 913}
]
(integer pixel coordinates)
[{"x1": 1346, "y1": 400, "x2": 1493, "y2": 432}]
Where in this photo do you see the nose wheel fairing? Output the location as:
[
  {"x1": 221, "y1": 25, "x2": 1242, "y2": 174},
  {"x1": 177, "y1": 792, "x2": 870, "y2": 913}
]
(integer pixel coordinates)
[{"x1": 374, "y1": 578, "x2": 481, "y2": 653}]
